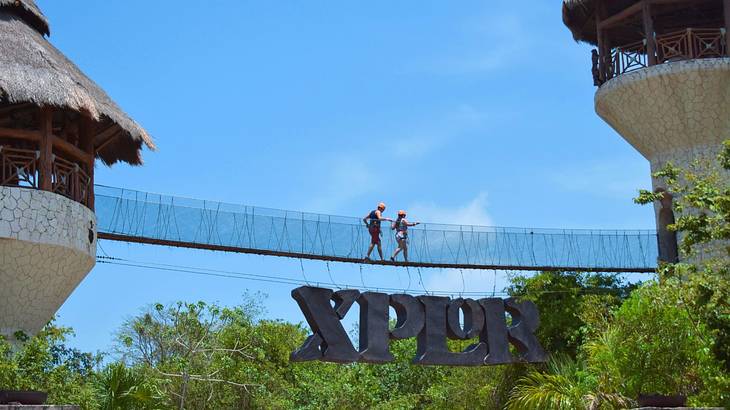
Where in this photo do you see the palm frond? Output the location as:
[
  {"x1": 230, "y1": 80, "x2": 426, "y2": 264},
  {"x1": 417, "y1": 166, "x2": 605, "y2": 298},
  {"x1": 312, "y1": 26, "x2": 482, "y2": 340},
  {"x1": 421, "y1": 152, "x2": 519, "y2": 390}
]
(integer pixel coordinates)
[{"x1": 507, "y1": 371, "x2": 585, "y2": 410}]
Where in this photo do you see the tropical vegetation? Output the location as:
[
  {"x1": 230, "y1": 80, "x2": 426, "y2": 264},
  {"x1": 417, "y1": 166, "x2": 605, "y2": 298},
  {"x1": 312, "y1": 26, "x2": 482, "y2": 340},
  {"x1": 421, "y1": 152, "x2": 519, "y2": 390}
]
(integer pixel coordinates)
[{"x1": 2, "y1": 143, "x2": 730, "y2": 409}]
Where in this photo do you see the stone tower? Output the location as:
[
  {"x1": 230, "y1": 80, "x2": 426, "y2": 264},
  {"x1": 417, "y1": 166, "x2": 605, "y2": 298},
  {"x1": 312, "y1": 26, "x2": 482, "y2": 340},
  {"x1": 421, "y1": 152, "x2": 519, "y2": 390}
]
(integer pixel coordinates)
[
  {"x1": 0, "y1": 0, "x2": 154, "y2": 339},
  {"x1": 563, "y1": 0, "x2": 730, "y2": 262}
]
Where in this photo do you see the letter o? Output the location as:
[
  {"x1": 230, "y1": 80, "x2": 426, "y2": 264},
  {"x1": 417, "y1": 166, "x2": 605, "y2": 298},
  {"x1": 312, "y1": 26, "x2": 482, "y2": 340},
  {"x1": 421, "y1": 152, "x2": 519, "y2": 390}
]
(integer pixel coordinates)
[{"x1": 447, "y1": 298, "x2": 484, "y2": 340}]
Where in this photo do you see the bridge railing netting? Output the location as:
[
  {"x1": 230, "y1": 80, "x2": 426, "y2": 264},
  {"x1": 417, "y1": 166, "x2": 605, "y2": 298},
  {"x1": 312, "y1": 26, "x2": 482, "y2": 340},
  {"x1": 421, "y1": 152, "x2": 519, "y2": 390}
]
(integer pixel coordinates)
[{"x1": 95, "y1": 186, "x2": 658, "y2": 271}]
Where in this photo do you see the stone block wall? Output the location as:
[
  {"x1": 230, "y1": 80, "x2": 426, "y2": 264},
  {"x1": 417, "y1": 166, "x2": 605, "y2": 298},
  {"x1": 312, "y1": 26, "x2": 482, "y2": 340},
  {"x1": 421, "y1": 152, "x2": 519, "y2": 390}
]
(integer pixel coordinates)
[
  {"x1": 595, "y1": 58, "x2": 730, "y2": 262},
  {"x1": 0, "y1": 186, "x2": 96, "y2": 338}
]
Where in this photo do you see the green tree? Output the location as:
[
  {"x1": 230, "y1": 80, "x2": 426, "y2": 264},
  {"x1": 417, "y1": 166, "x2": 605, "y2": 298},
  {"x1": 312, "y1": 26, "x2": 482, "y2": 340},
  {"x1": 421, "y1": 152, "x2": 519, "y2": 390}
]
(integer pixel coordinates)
[
  {"x1": 116, "y1": 300, "x2": 266, "y2": 409},
  {"x1": 96, "y1": 362, "x2": 164, "y2": 409},
  {"x1": 635, "y1": 142, "x2": 730, "y2": 373},
  {"x1": 0, "y1": 321, "x2": 100, "y2": 409},
  {"x1": 507, "y1": 271, "x2": 632, "y2": 357},
  {"x1": 583, "y1": 281, "x2": 721, "y2": 399},
  {"x1": 507, "y1": 355, "x2": 631, "y2": 410},
  {"x1": 626, "y1": 140, "x2": 730, "y2": 406}
]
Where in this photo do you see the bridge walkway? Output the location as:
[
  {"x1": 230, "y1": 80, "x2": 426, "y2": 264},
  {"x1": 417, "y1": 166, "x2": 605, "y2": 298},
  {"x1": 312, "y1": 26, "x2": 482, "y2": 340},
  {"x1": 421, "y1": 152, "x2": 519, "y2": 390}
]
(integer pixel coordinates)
[{"x1": 94, "y1": 185, "x2": 658, "y2": 273}]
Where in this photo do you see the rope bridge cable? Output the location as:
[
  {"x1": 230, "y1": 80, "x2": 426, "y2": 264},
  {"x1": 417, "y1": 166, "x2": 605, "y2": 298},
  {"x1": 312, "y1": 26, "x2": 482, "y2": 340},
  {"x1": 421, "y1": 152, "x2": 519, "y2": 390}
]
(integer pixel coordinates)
[
  {"x1": 417, "y1": 267, "x2": 429, "y2": 295},
  {"x1": 459, "y1": 269, "x2": 465, "y2": 297},
  {"x1": 95, "y1": 256, "x2": 638, "y2": 297},
  {"x1": 325, "y1": 261, "x2": 341, "y2": 290},
  {"x1": 492, "y1": 270, "x2": 498, "y2": 297},
  {"x1": 93, "y1": 185, "x2": 659, "y2": 273},
  {"x1": 405, "y1": 266, "x2": 412, "y2": 293},
  {"x1": 298, "y1": 258, "x2": 311, "y2": 286}
]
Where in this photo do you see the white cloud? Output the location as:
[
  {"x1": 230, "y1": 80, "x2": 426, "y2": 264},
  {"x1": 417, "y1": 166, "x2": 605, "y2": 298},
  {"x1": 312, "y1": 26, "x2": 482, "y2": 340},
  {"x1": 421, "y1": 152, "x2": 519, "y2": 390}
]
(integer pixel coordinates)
[
  {"x1": 408, "y1": 192, "x2": 493, "y2": 226},
  {"x1": 423, "y1": 268, "x2": 511, "y2": 296},
  {"x1": 303, "y1": 106, "x2": 489, "y2": 214},
  {"x1": 413, "y1": 12, "x2": 530, "y2": 75},
  {"x1": 390, "y1": 104, "x2": 487, "y2": 160},
  {"x1": 391, "y1": 134, "x2": 441, "y2": 159},
  {"x1": 305, "y1": 155, "x2": 376, "y2": 213},
  {"x1": 407, "y1": 193, "x2": 504, "y2": 295},
  {"x1": 550, "y1": 159, "x2": 651, "y2": 199}
]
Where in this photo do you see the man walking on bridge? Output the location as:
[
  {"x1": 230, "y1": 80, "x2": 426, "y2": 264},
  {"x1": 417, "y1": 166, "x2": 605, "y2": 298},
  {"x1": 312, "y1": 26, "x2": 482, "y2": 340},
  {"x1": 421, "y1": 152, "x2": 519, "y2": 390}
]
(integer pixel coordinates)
[{"x1": 364, "y1": 202, "x2": 391, "y2": 261}]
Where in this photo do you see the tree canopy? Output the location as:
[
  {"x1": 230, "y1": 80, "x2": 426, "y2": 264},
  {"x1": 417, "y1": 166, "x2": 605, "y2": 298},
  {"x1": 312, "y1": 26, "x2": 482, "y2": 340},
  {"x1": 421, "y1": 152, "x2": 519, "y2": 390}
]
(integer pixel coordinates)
[{"x1": 3, "y1": 144, "x2": 730, "y2": 409}]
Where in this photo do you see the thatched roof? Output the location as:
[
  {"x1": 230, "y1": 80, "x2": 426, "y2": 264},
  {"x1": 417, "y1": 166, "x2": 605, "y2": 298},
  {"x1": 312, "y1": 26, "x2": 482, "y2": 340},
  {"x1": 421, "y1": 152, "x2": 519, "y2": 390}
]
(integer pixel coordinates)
[
  {"x1": 563, "y1": 0, "x2": 598, "y2": 45},
  {"x1": 0, "y1": 0, "x2": 47, "y2": 35},
  {"x1": 563, "y1": 0, "x2": 644, "y2": 45},
  {"x1": 563, "y1": 0, "x2": 725, "y2": 46},
  {"x1": 0, "y1": 5, "x2": 155, "y2": 166}
]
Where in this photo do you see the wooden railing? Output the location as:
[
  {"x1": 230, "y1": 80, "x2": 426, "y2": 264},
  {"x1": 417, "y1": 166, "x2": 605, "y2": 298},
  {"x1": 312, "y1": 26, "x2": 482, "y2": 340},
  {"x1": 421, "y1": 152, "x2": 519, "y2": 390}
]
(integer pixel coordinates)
[
  {"x1": 0, "y1": 146, "x2": 39, "y2": 189},
  {"x1": 52, "y1": 155, "x2": 92, "y2": 207},
  {"x1": 594, "y1": 28, "x2": 727, "y2": 85},
  {"x1": 608, "y1": 39, "x2": 648, "y2": 79},
  {"x1": 657, "y1": 28, "x2": 726, "y2": 63},
  {"x1": 0, "y1": 144, "x2": 92, "y2": 207}
]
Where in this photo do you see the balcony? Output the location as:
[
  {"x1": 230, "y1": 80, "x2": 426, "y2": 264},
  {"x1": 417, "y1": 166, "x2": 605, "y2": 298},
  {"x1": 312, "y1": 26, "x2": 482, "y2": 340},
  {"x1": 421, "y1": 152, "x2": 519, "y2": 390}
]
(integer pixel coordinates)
[
  {"x1": 0, "y1": 145, "x2": 92, "y2": 208},
  {"x1": 0, "y1": 106, "x2": 97, "y2": 209},
  {"x1": 593, "y1": 28, "x2": 727, "y2": 85}
]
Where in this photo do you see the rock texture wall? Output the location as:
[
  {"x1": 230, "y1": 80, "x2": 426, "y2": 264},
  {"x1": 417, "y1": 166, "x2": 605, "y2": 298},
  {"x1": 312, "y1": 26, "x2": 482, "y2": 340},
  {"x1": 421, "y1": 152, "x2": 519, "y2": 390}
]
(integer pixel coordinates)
[
  {"x1": 0, "y1": 186, "x2": 96, "y2": 338},
  {"x1": 594, "y1": 58, "x2": 730, "y2": 261},
  {"x1": 595, "y1": 58, "x2": 730, "y2": 170}
]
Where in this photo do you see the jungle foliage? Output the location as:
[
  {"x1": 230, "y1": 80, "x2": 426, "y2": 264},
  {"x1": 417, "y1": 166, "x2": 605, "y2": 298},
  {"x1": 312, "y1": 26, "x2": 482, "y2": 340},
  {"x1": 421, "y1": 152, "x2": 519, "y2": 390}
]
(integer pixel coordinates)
[{"x1": 2, "y1": 143, "x2": 730, "y2": 409}]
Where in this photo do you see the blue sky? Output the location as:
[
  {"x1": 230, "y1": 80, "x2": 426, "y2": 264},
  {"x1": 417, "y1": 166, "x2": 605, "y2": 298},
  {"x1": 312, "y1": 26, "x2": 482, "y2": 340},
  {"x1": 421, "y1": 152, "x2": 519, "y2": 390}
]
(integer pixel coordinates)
[{"x1": 39, "y1": 0, "x2": 655, "y2": 353}]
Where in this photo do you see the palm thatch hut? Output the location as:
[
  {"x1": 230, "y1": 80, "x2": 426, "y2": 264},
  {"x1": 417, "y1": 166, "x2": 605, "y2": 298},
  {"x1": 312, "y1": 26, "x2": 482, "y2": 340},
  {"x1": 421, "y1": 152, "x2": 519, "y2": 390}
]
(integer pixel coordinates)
[
  {"x1": 0, "y1": 0, "x2": 154, "y2": 209},
  {"x1": 562, "y1": 0, "x2": 729, "y2": 85}
]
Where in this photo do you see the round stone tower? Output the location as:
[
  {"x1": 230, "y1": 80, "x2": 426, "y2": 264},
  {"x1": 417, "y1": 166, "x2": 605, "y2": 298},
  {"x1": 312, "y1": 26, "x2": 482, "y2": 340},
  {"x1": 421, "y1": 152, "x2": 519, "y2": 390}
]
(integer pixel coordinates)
[
  {"x1": 0, "y1": 0, "x2": 154, "y2": 339},
  {"x1": 563, "y1": 0, "x2": 730, "y2": 262}
]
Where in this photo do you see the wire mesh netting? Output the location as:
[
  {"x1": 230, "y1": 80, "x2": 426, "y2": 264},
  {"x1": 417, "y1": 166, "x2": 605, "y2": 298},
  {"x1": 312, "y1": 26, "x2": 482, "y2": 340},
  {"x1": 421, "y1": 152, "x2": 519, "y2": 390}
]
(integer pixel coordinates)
[{"x1": 95, "y1": 185, "x2": 658, "y2": 272}]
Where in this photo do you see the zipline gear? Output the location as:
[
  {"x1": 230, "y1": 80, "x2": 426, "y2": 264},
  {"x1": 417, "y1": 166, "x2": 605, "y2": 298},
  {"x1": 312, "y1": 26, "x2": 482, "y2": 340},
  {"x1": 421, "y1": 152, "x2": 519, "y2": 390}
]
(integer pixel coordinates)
[
  {"x1": 395, "y1": 217, "x2": 408, "y2": 241},
  {"x1": 366, "y1": 209, "x2": 385, "y2": 245},
  {"x1": 367, "y1": 209, "x2": 382, "y2": 228}
]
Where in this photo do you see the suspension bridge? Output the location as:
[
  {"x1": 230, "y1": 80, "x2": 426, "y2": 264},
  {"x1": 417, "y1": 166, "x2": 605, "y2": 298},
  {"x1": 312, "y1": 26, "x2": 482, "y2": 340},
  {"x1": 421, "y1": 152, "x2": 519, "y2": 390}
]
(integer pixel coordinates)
[{"x1": 94, "y1": 185, "x2": 658, "y2": 273}]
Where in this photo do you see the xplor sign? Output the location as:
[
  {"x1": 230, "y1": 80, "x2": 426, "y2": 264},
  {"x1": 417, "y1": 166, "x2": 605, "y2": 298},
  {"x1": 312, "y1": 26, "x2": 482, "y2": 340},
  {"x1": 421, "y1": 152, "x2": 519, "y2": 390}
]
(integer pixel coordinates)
[{"x1": 290, "y1": 286, "x2": 547, "y2": 366}]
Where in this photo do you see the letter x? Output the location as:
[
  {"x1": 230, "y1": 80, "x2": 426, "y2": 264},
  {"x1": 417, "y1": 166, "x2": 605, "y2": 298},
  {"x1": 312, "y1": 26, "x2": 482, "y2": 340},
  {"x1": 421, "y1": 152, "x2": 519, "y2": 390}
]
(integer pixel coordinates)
[{"x1": 290, "y1": 286, "x2": 360, "y2": 363}]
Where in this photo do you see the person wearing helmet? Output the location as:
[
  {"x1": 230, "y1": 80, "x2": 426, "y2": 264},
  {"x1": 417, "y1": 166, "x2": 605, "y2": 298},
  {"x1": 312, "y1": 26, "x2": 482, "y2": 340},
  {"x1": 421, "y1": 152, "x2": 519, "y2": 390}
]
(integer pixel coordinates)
[
  {"x1": 390, "y1": 210, "x2": 420, "y2": 262},
  {"x1": 363, "y1": 202, "x2": 391, "y2": 261}
]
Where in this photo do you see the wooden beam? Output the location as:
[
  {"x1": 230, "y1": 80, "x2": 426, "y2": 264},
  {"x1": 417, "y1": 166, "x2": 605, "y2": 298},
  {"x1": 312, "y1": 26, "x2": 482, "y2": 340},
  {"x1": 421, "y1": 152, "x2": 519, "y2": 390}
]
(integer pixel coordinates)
[
  {"x1": 648, "y1": 0, "x2": 708, "y2": 6},
  {"x1": 97, "y1": 232, "x2": 657, "y2": 274},
  {"x1": 725, "y1": 0, "x2": 730, "y2": 56},
  {"x1": 599, "y1": 1, "x2": 643, "y2": 30},
  {"x1": 0, "y1": 127, "x2": 40, "y2": 141},
  {"x1": 79, "y1": 115, "x2": 95, "y2": 210},
  {"x1": 96, "y1": 129, "x2": 123, "y2": 153},
  {"x1": 39, "y1": 107, "x2": 53, "y2": 191},
  {"x1": 643, "y1": 2, "x2": 657, "y2": 65},
  {"x1": 78, "y1": 118, "x2": 95, "y2": 161},
  {"x1": 51, "y1": 135, "x2": 93, "y2": 164},
  {"x1": 0, "y1": 103, "x2": 34, "y2": 117},
  {"x1": 94, "y1": 124, "x2": 120, "y2": 149},
  {"x1": 596, "y1": 0, "x2": 608, "y2": 82}
]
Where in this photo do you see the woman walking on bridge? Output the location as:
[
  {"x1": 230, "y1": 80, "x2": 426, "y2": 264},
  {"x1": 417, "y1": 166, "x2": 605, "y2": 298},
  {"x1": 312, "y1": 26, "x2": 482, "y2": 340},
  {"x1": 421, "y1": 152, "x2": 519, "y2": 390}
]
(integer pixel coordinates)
[
  {"x1": 390, "y1": 210, "x2": 420, "y2": 262},
  {"x1": 363, "y1": 202, "x2": 391, "y2": 261}
]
